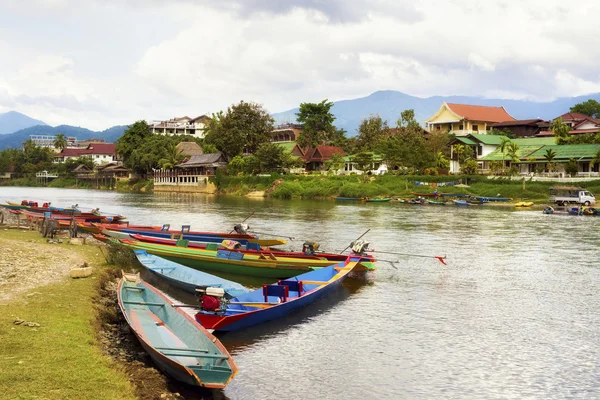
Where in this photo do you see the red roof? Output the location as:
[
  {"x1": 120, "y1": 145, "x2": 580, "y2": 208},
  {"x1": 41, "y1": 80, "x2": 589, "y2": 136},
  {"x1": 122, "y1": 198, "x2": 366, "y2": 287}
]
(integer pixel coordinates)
[
  {"x1": 557, "y1": 112, "x2": 596, "y2": 122},
  {"x1": 304, "y1": 146, "x2": 345, "y2": 162},
  {"x1": 568, "y1": 128, "x2": 600, "y2": 135},
  {"x1": 447, "y1": 103, "x2": 515, "y2": 123}
]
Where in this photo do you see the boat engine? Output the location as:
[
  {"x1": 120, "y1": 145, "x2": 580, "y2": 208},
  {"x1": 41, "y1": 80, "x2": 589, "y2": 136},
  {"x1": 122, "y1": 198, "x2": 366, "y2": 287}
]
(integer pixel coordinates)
[
  {"x1": 196, "y1": 287, "x2": 227, "y2": 312},
  {"x1": 233, "y1": 223, "x2": 249, "y2": 234},
  {"x1": 302, "y1": 241, "x2": 319, "y2": 256},
  {"x1": 350, "y1": 239, "x2": 370, "y2": 255}
]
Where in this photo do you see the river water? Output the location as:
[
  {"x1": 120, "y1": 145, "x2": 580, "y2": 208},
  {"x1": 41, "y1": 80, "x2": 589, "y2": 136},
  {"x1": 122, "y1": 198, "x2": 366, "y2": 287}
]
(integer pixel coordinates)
[{"x1": 3, "y1": 187, "x2": 600, "y2": 399}]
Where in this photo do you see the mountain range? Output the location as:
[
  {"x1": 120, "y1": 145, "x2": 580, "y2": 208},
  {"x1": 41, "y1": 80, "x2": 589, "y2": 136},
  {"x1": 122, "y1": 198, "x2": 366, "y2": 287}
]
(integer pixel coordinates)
[
  {"x1": 272, "y1": 90, "x2": 600, "y2": 135},
  {"x1": 2, "y1": 90, "x2": 599, "y2": 150},
  {"x1": 0, "y1": 123, "x2": 128, "y2": 151},
  {"x1": 0, "y1": 111, "x2": 47, "y2": 135}
]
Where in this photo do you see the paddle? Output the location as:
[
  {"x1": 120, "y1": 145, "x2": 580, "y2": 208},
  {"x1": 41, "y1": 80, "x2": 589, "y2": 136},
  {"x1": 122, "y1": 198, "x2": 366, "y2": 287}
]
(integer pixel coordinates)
[
  {"x1": 338, "y1": 229, "x2": 371, "y2": 254},
  {"x1": 248, "y1": 230, "x2": 295, "y2": 240},
  {"x1": 229, "y1": 210, "x2": 255, "y2": 233},
  {"x1": 368, "y1": 249, "x2": 447, "y2": 265}
]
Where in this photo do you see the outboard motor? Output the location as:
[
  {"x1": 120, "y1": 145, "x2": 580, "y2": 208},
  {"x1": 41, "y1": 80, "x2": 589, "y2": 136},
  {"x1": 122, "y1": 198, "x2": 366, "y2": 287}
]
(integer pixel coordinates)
[
  {"x1": 302, "y1": 241, "x2": 320, "y2": 256},
  {"x1": 350, "y1": 239, "x2": 370, "y2": 255},
  {"x1": 196, "y1": 287, "x2": 227, "y2": 312},
  {"x1": 233, "y1": 223, "x2": 249, "y2": 234}
]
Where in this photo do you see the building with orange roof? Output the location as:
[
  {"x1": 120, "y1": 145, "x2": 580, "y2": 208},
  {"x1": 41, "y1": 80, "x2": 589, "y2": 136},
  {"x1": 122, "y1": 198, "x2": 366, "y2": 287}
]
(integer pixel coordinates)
[{"x1": 425, "y1": 102, "x2": 515, "y2": 136}]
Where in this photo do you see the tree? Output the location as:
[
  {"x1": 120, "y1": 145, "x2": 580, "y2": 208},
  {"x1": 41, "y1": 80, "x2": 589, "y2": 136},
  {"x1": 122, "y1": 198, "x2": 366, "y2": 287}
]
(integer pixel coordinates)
[
  {"x1": 507, "y1": 142, "x2": 520, "y2": 162},
  {"x1": 460, "y1": 159, "x2": 478, "y2": 175},
  {"x1": 64, "y1": 156, "x2": 94, "y2": 173},
  {"x1": 254, "y1": 142, "x2": 293, "y2": 173},
  {"x1": 435, "y1": 151, "x2": 449, "y2": 170},
  {"x1": 351, "y1": 152, "x2": 375, "y2": 175},
  {"x1": 116, "y1": 120, "x2": 152, "y2": 168},
  {"x1": 488, "y1": 128, "x2": 515, "y2": 139},
  {"x1": 296, "y1": 100, "x2": 336, "y2": 148},
  {"x1": 590, "y1": 149, "x2": 600, "y2": 170},
  {"x1": 565, "y1": 158, "x2": 579, "y2": 177},
  {"x1": 158, "y1": 142, "x2": 185, "y2": 169},
  {"x1": 570, "y1": 99, "x2": 600, "y2": 118},
  {"x1": 324, "y1": 151, "x2": 346, "y2": 173},
  {"x1": 53, "y1": 133, "x2": 67, "y2": 151},
  {"x1": 551, "y1": 117, "x2": 571, "y2": 144},
  {"x1": 356, "y1": 115, "x2": 389, "y2": 151},
  {"x1": 543, "y1": 148, "x2": 557, "y2": 172},
  {"x1": 204, "y1": 101, "x2": 274, "y2": 160},
  {"x1": 201, "y1": 143, "x2": 219, "y2": 154},
  {"x1": 397, "y1": 109, "x2": 416, "y2": 128}
]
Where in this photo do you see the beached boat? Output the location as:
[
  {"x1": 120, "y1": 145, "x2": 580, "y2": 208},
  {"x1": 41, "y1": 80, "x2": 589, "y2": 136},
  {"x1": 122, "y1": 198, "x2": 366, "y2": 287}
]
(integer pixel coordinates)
[
  {"x1": 426, "y1": 200, "x2": 447, "y2": 205},
  {"x1": 470, "y1": 196, "x2": 512, "y2": 202},
  {"x1": 118, "y1": 239, "x2": 374, "y2": 278},
  {"x1": 514, "y1": 201, "x2": 534, "y2": 207},
  {"x1": 335, "y1": 197, "x2": 364, "y2": 201},
  {"x1": 195, "y1": 257, "x2": 360, "y2": 331},
  {"x1": 365, "y1": 197, "x2": 391, "y2": 202},
  {"x1": 118, "y1": 273, "x2": 238, "y2": 388},
  {"x1": 134, "y1": 250, "x2": 250, "y2": 298},
  {"x1": 101, "y1": 225, "x2": 285, "y2": 247}
]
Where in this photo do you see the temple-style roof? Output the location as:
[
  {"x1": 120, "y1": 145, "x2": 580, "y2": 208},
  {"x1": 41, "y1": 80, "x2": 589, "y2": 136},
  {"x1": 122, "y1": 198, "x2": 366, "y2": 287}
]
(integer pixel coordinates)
[{"x1": 176, "y1": 152, "x2": 227, "y2": 168}]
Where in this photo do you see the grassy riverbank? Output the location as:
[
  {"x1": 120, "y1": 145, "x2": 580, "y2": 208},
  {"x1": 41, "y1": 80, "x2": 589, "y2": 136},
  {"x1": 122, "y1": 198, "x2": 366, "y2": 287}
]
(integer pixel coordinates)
[
  {"x1": 213, "y1": 174, "x2": 600, "y2": 203},
  {"x1": 0, "y1": 229, "x2": 136, "y2": 400}
]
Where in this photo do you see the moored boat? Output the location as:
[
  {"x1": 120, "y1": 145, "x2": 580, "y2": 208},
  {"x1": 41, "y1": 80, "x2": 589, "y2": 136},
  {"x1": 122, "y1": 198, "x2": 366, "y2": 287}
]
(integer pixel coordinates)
[
  {"x1": 134, "y1": 250, "x2": 250, "y2": 298},
  {"x1": 453, "y1": 199, "x2": 471, "y2": 206},
  {"x1": 365, "y1": 197, "x2": 391, "y2": 202},
  {"x1": 514, "y1": 201, "x2": 534, "y2": 207},
  {"x1": 194, "y1": 257, "x2": 360, "y2": 331},
  {"x1": 118, "y1": 272, "x2": 237, "y2": 388}
]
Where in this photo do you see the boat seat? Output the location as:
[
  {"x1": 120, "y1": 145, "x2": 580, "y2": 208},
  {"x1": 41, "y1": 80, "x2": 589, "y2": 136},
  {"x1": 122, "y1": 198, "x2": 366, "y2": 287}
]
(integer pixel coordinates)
[
  {"x1": 161, "y1": 224, "x2": 170, "y2": 231},
  {"x1": 245, "y1": 242, "x2": 261, "y2": 251},
  {"x1": 181, "y1": 224, "x2": 191, "y2": 233},
  {"x1": 206, "y1": 243, "x2": 219, "y2": 251},
  {"x1": 258, "y1": 253, "x2": 277, "y2": 260},
  {"x1": 299, "y1": 280, "x2": 327, "y2": 286},
  {"x1": 262, "y1": 284, "x2": 289, "y2": 302},
  {"x1": 216, "y1": 250, "x2": 244, "y2": 261},
  {"x1": 176, "y1": 239, "x2": 189, "y2": 248},
  {"x1": 155, "y1": 346, "x2": 209, "y2": 353},
  {"x1": 122, "y1": 301, "x2": 163, "y2": 306},
  {"x1": 278, "y1": 280, "x2": 303, "y2": 296}
]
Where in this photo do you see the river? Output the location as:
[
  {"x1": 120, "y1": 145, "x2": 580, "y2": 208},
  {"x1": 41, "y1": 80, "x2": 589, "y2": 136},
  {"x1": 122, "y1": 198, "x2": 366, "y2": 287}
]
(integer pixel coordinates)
[{"x1": 4, "y1": 187, "x2": 600, "y2": 399}]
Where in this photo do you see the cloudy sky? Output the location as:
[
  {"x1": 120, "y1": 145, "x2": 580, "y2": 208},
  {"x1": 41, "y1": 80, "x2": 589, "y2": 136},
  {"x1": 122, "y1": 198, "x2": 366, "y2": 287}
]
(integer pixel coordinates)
[{"x1": 1, "y1": 0, "x2": 599, "y2": 130}]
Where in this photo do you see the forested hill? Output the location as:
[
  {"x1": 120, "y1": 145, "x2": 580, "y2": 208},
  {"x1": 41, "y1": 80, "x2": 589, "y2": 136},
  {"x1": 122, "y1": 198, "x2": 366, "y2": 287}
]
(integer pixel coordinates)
[
  {"x1": 0, "y1": 111, "x2": 48, "y2": 134},
  {"x1": 0, "y1": 124, "x2": 128, "y2": 150}
]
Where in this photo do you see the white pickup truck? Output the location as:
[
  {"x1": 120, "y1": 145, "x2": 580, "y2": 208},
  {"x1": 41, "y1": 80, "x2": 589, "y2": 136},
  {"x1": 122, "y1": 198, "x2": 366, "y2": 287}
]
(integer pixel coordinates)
[{"x1": 549, "y1": 186, "x2": 596, "y2": 206}]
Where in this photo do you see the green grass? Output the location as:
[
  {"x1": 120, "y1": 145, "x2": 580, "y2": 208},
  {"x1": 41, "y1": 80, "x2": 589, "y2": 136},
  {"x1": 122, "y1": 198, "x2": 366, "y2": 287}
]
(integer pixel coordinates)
[{"x1": 0, "y1": 230, "x2": 136, "y2": 400}]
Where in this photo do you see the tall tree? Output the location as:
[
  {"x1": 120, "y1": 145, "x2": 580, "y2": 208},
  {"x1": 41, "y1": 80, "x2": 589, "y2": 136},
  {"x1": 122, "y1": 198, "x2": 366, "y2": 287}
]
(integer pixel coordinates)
[
  {"x1": 351, "y1": 152, "x2": 375, "y2": 175},
  {"x1": 570, "y1": 99, "x2": 600, "y2": 118},
  {"x1": 543, "y1": 148, "x2": 557, "y2": 172},
  {"x1": 53, "y1": 133, "x2": 67, "y2": 151},
  {"x1": 158, "y1": 142, "x2": 185, "y2": 169},
  {"x1": 116, "y1": 120, "x2": 152, "y2": 168},
  {"x1": 204, "y1": 101, "x2": 274, "y2": 160},
  {"x1": 356, "y1": 115, "x2": 389, "y2": 151},
  {"x1": 296, "y1": 99, "x2": 336, "y2": 148}
]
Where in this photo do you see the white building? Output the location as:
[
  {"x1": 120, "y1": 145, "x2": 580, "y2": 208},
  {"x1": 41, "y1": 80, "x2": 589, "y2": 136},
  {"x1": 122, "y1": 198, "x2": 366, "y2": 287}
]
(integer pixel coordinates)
[{"x1": 150, "y1": 115, "x2": 211, "y2": 138}]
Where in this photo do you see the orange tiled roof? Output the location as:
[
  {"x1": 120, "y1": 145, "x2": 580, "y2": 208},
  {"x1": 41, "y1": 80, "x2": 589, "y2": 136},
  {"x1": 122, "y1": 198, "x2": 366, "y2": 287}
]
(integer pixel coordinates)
[{"x1": 447, "y1": 103, "x2": 515, "y2": 123}]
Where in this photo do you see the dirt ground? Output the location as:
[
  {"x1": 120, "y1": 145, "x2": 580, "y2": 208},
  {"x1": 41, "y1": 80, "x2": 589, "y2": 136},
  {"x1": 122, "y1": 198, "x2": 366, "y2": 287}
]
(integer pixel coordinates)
[{"x1": 0, "y1": 232, "x2": 88, "y2": 304}]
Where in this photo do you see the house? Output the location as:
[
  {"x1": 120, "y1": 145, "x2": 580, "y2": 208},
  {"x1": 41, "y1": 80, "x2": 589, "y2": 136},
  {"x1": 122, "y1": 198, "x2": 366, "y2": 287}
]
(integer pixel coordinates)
[
  {"x1": 480, "y1": 142, "x2": 600, "y2": 177},
  {"x1": 0, "y1": 165, "x2": 16, "y2": 181},
  {"x1": 425, "y1": 102, "x2": 515, "y2": 136},
  {"x1": 491, "y1": 119, "x2": 549, "y2": 138},
  {"x1": 150, "y1": 115, "x2": 211, "y2": 137},
  {"x1": 276, "y1": 142, "x2": 305, "y2": 158},
  {"x1": 272, "y1": 123, "x2": 303, "y2": 143},
  {"x1": 55, "y1": 143, "x2": 117, "y2": 165},
  {"x1": 303, "y1": 146, "x2": 345, "y2": 171},
  {"x1": 537, "y1": 112, "x2": 600, "y2": 137},
  {"x1": 154, "y1": 152, "x2": 228, "y2": 188},
  {"x1": 341, "y1": 153, "x2": 387, "y2": 175}
]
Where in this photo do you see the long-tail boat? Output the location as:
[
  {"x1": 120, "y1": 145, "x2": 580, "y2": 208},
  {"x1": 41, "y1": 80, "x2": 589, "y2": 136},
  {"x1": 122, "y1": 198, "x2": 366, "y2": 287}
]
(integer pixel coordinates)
[
  {"x1": 195, "y1": 257, "x2": 360, "y2": 331},
  {"x1": 118, "y1": 272, "x2": 237, "y2": 388},
  {"x1": 101, "y1": 224, "x2": 286, "y2": 247},
  {"x1": 127, "y1": 233, "x2": 377, "y2": 269},
  {"x1": 134, "y1": 250, "x2": 250, "y2": 297},
  {"x1": 118, "y1": 239, "x2": 373, "y2": 278}
]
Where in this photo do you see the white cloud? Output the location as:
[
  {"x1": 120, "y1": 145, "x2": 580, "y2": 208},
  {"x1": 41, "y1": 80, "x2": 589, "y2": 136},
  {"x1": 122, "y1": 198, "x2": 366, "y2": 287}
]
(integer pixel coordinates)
[{"x1": 2, "y1": 0, "x2": 600, "y2": 129}]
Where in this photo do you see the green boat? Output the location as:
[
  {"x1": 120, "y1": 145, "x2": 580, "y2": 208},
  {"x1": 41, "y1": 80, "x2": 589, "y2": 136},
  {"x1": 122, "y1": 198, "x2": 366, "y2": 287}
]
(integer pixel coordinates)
[{"x1": 118, "y1": 239, "x2": 367, "y2": 279}]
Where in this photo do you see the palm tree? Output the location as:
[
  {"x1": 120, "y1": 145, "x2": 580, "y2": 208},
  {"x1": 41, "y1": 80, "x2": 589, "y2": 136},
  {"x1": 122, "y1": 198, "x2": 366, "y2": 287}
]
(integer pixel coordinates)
[
  {"x1": 507, "y1": 143, "x2": 520, "y2": 162},
  {"x1": 158, "y1": 142, "x2": 184, "y2": 169},
  {"x1": 53, "y1": 133, "x2": 67, "y2": 151},
  {"x1": 543, "y1": 148, "x2": 557, "y2": 173},
  {"x1": 499, "y1": 137, "x2": 511, "y2": 163}
]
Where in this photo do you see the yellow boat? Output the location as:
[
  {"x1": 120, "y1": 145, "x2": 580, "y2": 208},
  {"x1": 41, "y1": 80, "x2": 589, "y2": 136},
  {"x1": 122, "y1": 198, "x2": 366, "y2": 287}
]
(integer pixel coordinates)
[{"x1": 514, "y1": 201, "x2": 534, "y2": 207}]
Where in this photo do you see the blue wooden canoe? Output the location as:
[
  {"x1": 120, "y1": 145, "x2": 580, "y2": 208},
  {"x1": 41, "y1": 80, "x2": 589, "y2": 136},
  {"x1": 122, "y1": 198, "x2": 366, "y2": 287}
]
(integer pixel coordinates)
[
  {"x1": 134, "y1": 250, "x2": 250, "y2": 298},
  {"x1": 195, "y1": 257, "x2": 360, "y2": 332},
  {"x1": 117, "y1": 273, "x2": 238, "y2": 388},
  {"x1": 453, "y1": 199, "x2": 472, "y2": 206}
]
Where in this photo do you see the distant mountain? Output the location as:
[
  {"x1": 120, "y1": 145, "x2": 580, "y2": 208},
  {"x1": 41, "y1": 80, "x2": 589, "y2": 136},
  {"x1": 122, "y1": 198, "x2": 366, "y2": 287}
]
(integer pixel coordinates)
[
  {"x1": 0, "y1": 111, "x2": 47, "y2": 134},
  {"x1": 0, "y1": 124, "x2": 128, "y2": 150},
  {"x1": 272, "y1": 90, "x2": 600, "y2": 135}
]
